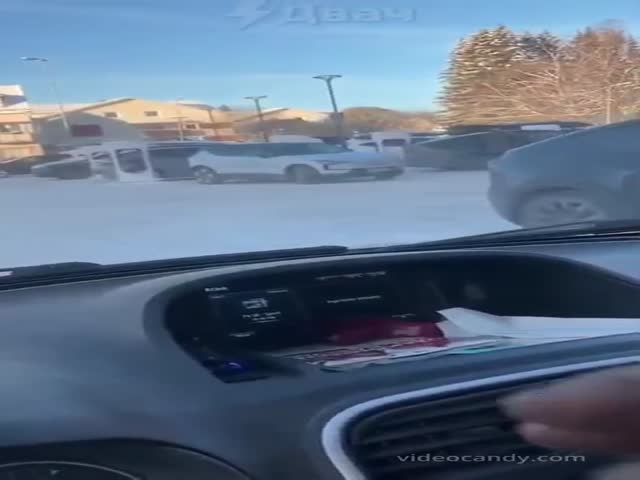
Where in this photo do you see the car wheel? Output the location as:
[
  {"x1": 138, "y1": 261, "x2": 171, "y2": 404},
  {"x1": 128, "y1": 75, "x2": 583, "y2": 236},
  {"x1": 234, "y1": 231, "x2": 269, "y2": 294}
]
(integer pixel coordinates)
[
  {"x1": 515, "y1": 190, "x2": 625, "y2": 228},
  {"x1": 192, "y1": 166, "x2": 220, "y2": 185},
  {"x1": 287, "y1": 165, "x2": 320, "y2": 184}
]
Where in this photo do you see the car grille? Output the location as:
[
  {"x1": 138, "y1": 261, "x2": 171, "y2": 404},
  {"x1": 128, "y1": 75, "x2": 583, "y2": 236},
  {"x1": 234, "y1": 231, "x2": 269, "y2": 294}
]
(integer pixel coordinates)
[{"x1": 345, "y1": 373, "x2": 614, "y2": 480}]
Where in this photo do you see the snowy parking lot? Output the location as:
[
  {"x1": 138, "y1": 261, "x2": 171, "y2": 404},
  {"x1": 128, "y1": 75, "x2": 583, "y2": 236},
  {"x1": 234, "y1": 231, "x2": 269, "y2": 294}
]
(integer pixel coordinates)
[{"x1": 1, "y1": 169, "x2": 514, "y2": 267}]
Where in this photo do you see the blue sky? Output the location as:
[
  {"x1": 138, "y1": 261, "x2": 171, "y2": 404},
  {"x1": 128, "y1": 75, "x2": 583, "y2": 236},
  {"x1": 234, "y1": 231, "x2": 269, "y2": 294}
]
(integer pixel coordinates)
[{"x1": 3, "y1": 0, "x2": 640, "y2": 111}]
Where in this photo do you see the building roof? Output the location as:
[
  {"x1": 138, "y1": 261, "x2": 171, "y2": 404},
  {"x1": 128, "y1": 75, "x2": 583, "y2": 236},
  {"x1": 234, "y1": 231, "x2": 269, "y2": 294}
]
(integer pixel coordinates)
[
  {"x1": 30, "y1": 98, "x2": 133, "y2": 118},
  {"x1": 30, "y1": 98, "x2": 239, "y2": 123},
  {"x1": 233, "y1": 108, "x2": 330, "y2": 124},
  {"x1": 0, "y1": 85, "x2": 30, "y2": 112}
]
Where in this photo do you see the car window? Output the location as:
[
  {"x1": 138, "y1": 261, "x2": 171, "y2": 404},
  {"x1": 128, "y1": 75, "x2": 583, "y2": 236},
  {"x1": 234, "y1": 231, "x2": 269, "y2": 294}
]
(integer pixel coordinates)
[
  {"x1": 150, "y1": 147, "x2": 200, "y2": 160},
  {"x1": 237, "y1": 144, "x2": 279, "y2": 157},
  {"x1": 410, "y1": 137, "x2": 434, "y2": 144},
  {"x1": 90, "y1": 152, "x2": 112, "y2": 162},
  {"x1": 428, "y1": 134, "x2": 490, "y2": 152},
  {"x1": 481, "y1": 132, "x2": 515, "y2": 154},
  {"x1": 202, "y1": 144, "x2": 261, "y2": 156},
  {"x1": 264, "y1": 144, "x2": 307, "y2": 156},
  {"x1": 381, "y1": 139, "x2": 408, "y2": 147},
  {"x1": 300, "y1": 143, "x2": 348, "y2": 154},
  {"x1": 578, "y1": 122, "x2": 640, "y2": 148},
  {"x1": 115, "y1": 148, "x2": 147, "y2": 173}
]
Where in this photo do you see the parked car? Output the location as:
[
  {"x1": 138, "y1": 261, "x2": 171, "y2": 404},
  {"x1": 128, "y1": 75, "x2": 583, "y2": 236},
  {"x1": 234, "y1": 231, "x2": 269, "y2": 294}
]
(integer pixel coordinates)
[
  {"x1": 447, "y1": 121, "x2": 591, "y2": 136},
  {"x1": 0, "y1": 153, "x2": 73, "y2": 175},
  {"x1": 30, "y1": 141, "x2": 217, "y2": 181},
  {"x1": 188, "y1": 142, "x2": 404, "y2": 184},
  {"x1": 347, "y1": 132, "x2": 444, "y2": 160},
  {"x1": 31, "y1": 156, "x2": 92, "y2": 179},
  {"x1": 404, "y1": 129, "x2": 567, "y2": 170},
  {"x1": 488, "y1": 120, "x2": 640, "y2": 228}
]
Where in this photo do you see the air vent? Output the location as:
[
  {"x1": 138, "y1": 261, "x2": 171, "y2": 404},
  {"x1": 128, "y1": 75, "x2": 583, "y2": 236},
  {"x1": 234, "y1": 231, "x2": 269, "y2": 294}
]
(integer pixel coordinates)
[{"x1": 346, "y1": 375, "x2": 609, "y2": 480}]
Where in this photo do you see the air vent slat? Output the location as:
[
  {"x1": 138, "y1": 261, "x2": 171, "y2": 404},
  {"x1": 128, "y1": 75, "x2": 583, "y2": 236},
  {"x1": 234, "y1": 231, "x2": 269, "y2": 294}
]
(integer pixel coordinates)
[
  {"x1": 357, "y1": 413, "x2": 509, "y2": 445},
  {"x1": 352, "y1": 380, "x2": 552, "y2": 437},
  {"x1": 360, "y1": 431, "x2": 522, "y2": 460},
  {"x1": 343, "y1": 372, "x2": 610, "y2": 480},
  {"x1": 358, "y1": 402, "x2": 499, "y2": 435}
]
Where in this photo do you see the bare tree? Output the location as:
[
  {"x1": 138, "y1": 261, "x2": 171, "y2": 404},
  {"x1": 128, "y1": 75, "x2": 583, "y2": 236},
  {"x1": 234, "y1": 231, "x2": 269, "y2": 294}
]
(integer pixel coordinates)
[{"x1": 440, "y1": 25, "x2": 640, "y2": 125}]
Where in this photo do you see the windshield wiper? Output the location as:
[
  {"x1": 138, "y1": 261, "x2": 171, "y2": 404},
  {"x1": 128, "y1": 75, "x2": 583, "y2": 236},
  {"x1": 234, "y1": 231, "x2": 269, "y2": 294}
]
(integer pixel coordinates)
[
  {"x1": 0, "y1": 245, "x2": 348, "y2": 287},
  {"x1": 354, "y1": 219, "x2": 640, "y2": 253}
]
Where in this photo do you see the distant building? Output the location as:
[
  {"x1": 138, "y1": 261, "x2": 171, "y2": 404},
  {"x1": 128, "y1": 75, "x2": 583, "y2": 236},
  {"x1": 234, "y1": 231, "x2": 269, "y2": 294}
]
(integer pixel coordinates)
[
  {"x1": 34, "y1": 112, "x2": 144, "y2": 150},
  {"x1": 32, "y1": 98, "x2": 239, "y2": 142},
  {"x1": 0, "y1": 85, "x2": 42, "y2": 160},
  {"x1": 232, "y1": 107, "x2": 330, "y2": 126}
]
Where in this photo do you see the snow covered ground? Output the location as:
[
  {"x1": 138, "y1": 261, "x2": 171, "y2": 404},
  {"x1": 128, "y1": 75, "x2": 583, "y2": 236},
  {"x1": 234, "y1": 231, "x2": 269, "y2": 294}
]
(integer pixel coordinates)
[{"x1": 0, "y1": 169, "x2": 515, "y2": 267}]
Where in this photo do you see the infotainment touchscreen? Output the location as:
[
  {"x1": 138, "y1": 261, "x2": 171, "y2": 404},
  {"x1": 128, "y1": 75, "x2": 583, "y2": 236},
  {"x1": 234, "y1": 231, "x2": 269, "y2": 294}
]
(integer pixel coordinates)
[
  {"x1": 309, "y1": 271, "x2": 403, "y2": 318},
  {"x1": 206, "y1": 288, "x2": 307, "y2": 346}
]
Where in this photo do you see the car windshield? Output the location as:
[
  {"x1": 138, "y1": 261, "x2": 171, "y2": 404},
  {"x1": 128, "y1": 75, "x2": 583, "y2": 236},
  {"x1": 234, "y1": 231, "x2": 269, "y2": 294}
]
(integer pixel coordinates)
[{"x1": 2, "y1": 1, "x2": 640, "y2": 267}]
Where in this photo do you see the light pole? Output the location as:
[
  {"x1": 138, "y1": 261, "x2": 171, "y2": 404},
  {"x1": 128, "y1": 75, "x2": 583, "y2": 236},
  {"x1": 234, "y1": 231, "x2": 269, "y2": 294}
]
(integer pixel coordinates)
[
  {"x1": 313, "y1": 74, "x2": 344, "y2": 143},
  {"x1": 207, "y1": 107, "x2": 220, "y2": 139},
  {"x1": 175, "y1": 98, "x2": 185, "y2": 141},
  {"x1": 245, "y1": 95, "x2": 269, "y2": 142},
  {"x1": 21, "y1": 56, "x2": 71, "y2": 136}
]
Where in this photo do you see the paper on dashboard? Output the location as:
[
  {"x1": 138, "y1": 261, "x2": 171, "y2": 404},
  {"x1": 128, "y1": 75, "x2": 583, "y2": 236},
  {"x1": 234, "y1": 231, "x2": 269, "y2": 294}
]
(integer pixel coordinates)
[
  {"x1": 270, "y1": 336, "x2": 507, "y2": 369},
  {"x1": 438, "y1": 308, "x2": 640, "y2": 339}
]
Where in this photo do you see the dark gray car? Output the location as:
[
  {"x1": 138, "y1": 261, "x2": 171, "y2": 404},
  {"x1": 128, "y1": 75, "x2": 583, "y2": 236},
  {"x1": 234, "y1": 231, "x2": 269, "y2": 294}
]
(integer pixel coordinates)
[
  {"x1": 488, "y1": 120, "x2": 640, "y2": 228},
  {"x1": 405, "y1": 130, "x2": 562, "y2": 170}
]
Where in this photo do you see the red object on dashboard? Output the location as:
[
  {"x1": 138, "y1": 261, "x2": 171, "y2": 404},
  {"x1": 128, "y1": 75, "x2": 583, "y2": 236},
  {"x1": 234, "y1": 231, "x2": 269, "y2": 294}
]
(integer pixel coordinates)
[
  {"x1": 328, "y1": 318, "x2": 444, "y2": 345},
  {"x1": 384, "y1": 320, "x2": 444, "y2": 339}
]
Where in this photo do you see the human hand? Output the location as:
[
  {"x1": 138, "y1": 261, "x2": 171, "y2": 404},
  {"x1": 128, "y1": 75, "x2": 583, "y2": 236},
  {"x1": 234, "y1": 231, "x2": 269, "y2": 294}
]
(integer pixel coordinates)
[{"x1": 499, "y1": 365, "x2": 640, "y2": 479}]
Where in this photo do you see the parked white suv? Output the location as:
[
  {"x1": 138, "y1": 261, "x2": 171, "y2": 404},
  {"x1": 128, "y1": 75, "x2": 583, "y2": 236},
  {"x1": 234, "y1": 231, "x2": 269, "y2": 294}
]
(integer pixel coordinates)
[{"x1": 188, "y1": 142, "x2": 404, "y2": 184}]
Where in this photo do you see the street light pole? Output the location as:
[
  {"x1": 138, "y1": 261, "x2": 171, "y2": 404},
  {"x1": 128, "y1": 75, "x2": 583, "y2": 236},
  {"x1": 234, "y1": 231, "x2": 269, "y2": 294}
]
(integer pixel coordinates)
[
  {"x1": 207, "y1": 107, "x2": 220, "y2": 139},
  {"x1": 313, "y1": 74, "x2": 344, "y2": 144},
  {"x1": 21, "y1": 57, "x2": 71, "y2": 136},
  {"x1": 175, "y1": 99, "x2": 185, "y2": 141},
  {"x1": 245, "y1": 95, "x2": 269, "y2": 142}
]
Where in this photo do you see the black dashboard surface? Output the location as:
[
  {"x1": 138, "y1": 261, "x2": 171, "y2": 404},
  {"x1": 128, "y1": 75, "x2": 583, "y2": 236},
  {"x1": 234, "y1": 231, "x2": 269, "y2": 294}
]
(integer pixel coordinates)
[{"x1": 0, "y1": 240, "x2": 639, "y2": 480}]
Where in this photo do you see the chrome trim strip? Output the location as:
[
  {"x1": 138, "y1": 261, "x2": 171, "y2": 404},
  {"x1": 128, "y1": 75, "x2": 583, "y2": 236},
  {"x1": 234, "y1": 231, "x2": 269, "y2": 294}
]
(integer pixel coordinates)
[{"x1": 321, "y1": 356, "x2": 640, "y2": 480}]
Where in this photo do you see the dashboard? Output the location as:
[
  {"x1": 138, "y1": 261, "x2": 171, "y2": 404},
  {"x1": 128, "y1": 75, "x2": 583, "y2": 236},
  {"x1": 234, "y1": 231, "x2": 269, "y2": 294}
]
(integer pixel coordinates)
[{"x1": 0, "y1": 241, "x2": 639, "y2": 479}]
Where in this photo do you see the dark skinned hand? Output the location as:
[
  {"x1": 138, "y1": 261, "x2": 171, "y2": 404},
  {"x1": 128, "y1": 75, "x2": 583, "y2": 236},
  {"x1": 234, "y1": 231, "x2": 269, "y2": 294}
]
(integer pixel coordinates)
[{"x1": 499, "y1": 365, "x2": 640, "y2": 479}]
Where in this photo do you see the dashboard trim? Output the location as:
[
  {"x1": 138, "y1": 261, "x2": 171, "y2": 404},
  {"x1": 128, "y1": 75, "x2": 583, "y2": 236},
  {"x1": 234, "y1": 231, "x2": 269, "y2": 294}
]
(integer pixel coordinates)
[
  {"x1": 320, "y1": 355, "x2": 640, "y2": 480},
  {"x1": 0, "y1": 460, "x2": 140, "y2": 479}
]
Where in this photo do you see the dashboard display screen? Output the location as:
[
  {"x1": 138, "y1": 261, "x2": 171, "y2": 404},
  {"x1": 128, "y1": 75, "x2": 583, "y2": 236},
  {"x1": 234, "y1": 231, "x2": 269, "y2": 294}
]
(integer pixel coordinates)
[
  {"x1": 207, "y1": 289, "x2": 304, "y2": 343},
  {"x1": 309, "y1": 271, "x2": 405, "y2": 319}
]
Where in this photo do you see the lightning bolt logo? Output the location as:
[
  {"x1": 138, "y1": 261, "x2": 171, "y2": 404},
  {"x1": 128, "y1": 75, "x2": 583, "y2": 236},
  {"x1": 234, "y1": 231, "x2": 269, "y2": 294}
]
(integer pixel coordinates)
[{"x1": 226, "y1": 0, "x2": 274, "y2": 30}]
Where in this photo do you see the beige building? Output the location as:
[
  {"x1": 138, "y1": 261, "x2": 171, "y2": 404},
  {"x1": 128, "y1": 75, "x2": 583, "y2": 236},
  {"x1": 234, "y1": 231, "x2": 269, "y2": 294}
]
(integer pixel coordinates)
[
  {"x1": 232, "y1": 107, "x2": 330, "y2": 126},
  {"x1": 0, "y1": 85, "x2": 42, "y2": 160},
  {"x1": 34, "y1": 112, "x2": 144, "y2": 149},
  {"x1": 33, "y1": 98, "x2": 238, "y2": 142}
]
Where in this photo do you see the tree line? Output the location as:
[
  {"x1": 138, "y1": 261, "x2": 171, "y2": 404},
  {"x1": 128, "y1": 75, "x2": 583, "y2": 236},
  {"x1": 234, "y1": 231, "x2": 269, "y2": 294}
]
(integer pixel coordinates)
[{"x1": 440, "y1": 22, "x2": 640, "y2": 125}]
